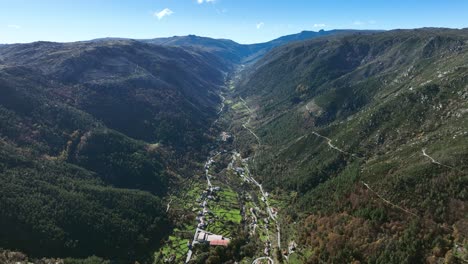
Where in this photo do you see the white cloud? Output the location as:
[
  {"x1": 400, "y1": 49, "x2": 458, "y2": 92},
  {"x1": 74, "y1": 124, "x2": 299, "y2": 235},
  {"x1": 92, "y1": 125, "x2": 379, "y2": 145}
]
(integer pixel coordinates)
[
  {"x1": 256, "y1": 22, "x2": 264, "y2": 29},
  {"x1": 198, "y1": 0, "x2": 215, "y2": 4},
  {"x1": 7, "y1": 24, "x2": 21, "y2": 29},
  {"x1": 313, "y1": 23, "x2": 326, "y2": 28},
  {"x1": 154, "y1": 8, "x2": 174, "y2": 20}
]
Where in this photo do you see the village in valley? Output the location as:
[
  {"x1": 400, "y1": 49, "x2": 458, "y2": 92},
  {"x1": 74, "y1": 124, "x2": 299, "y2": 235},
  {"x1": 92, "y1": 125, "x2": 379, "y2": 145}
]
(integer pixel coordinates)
[{"x1": 155, "y1": 93, "x2": 299, "y2": 264}]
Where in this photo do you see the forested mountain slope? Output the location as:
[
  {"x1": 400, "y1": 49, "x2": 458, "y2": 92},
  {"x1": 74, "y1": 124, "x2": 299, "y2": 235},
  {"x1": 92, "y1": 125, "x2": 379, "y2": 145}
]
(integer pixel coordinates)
[
  {"x1": 143, "y1": 35, "x2": 249, "y2": 66},
  {"x1": 1, "y1": 28, "x2": 467, "y2": 263},
  {"x1": 235, "y1": 28, "x2": 468, "y2": 263},
  {"x1": 1, "y1": 30, "x2": 352, "y2": 263},
  {"x1": 143, "y1": 30, "x2": 371, "y2": 65},
  {"x1": 0, "y1": 39, "x2": 227, "y2": 262}
]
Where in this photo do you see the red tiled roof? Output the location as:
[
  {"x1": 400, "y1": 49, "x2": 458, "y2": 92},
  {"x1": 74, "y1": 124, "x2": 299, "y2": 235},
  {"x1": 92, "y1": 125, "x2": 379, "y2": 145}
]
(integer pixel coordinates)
[{"x1": 209, "y1": 240, "x2": 230, "y2": 246}]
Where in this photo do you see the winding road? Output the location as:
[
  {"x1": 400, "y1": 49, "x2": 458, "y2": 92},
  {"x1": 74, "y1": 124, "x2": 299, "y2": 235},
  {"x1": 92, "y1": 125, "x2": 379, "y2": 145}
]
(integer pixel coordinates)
[
  {"x1": 361, "y1": 181, "x2": 419, "y2": 217},
  {"x1": 186, "y1": 93, "x2": 283, "y2": 263},
  {"x1": 422, "y1": 148, "x2": 456, "y2": 170},
  {"x1": 214, "y1": 94, "x2": 226, "y2": 125},
  {"x1": 252, "y1": 256, "x2": 274, "y2": 264},
  {"x1": 240, "y1": 97, "x2": 283, "y2": 263},
  {"x1": 312, "y1": 131, "x2": 358, "y2": 158},
  {"x1": 185, "y1": 93, "x2": 226, "y2": 263},
  {"x1": 240, "y1": 97, "x2": 261, "y2": 145}
]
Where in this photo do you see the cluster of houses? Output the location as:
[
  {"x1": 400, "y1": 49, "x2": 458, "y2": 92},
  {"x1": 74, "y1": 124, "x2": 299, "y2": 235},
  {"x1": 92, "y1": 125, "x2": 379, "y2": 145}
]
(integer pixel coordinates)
[
  {"x1": 196, "y1": 186, "x2": 221, "y2": 229},
  {"x1": 235, "y1": 167, "x2": 245, "y2": 175},
  {"x1": 248, "y1": 207, "x2": 258, "y2": 235},
  {"x1": 196, "y1": 230, "x2": 230, "y2": 247},
  {"x1": 185, "y1": 147, "x2": 236, "y2": 264},
  {"x1": 234, "y1": 167, "x2": 248, "y2": 181},
  {"x1": 199, "y1": 186, "x2": 220, "y2": 202},
  {"x1": 205, "y1": 157, "x2": 215, "y2": 170}
]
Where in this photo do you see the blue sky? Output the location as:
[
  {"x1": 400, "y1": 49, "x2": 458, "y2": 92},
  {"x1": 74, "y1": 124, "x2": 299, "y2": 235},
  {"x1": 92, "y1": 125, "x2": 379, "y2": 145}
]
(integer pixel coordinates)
[{"x1": 1, "y1": 0, "x2": 468, "y2": 44}]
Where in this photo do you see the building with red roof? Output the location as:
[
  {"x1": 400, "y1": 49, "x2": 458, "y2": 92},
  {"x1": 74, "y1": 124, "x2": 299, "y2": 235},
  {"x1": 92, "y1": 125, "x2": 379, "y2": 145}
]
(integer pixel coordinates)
[{"x1": 209, "y1": 240, "x2": 230, "y2": 247}]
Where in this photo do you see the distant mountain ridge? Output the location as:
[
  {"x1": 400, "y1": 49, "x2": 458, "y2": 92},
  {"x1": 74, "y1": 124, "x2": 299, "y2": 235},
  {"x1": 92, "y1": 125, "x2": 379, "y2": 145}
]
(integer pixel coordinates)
[
  {"x1": 1, "y1": 30, "x2": 378, "y2": 66},
  {"x1": 141, "y1": 29, "x2": 380, "y2": 64}
]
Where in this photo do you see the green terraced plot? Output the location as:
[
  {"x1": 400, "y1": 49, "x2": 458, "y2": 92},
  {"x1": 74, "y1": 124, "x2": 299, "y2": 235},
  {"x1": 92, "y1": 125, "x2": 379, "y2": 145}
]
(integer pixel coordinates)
[{"x1": 157, "y1": 235, "x2": 189, "y2": 263}]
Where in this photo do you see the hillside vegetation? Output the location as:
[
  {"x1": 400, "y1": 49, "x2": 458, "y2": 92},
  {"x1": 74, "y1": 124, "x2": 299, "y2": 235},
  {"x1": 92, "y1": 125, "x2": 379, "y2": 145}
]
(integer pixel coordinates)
[
  {"x1": 235, "y1": 28, "x2": 468, "y2": 263},
  {"x1": 0, "y1": 39, "x2": 228, "y2": 262},
  {"x1": 0, "y1": 28, "x2": 467, "y2": 263}
]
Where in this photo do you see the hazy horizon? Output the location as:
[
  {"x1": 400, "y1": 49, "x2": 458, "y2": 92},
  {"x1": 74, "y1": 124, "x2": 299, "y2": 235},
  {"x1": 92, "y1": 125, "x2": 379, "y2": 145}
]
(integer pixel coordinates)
[
  {"x1": 3, "y1": 27, "x2": 468, "y2": 45},
  {"x1": 2, "y1": 0, "x2": 468, "y2": 44}
]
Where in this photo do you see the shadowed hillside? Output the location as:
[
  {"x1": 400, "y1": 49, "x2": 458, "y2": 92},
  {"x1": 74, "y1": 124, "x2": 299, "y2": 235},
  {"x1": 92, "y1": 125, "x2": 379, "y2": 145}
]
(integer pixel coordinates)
[{"x1": 0, "y1": 39, "x2": 228, "y2": 262}]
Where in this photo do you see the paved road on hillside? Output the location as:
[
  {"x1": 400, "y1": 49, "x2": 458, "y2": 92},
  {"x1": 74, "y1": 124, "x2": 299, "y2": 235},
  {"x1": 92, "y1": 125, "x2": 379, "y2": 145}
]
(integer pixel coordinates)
[
  {"x1": 311, "y1": 131, "x2": 358, "y2": 157},
  {"x1": 240, "y1": 97, "x2": 282, "y2": 262},
  {"x1": 186, "y1": 94, "x2": 283, "y2": 263},
  {"x1": 252, "y1": 256, "x2": 274, "y2": 264},
  {"x1": 422, "y1": 148, "x2": 456, "y2": 170}
]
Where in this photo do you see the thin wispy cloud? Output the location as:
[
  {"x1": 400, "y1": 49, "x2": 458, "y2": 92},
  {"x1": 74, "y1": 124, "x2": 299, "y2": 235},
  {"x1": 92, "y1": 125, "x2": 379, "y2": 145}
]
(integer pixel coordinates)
[
  {"x1": 197, "y1": 0, "x2": 215, "y2": 4},
  {"x1": 154, "y1": 8, "x2": 174, "y2": 20},
  {"x1": 313, "y1": 23, "x2": 326, "y2": 28},
  {"x1": 256, "y1": 22, "x2": 264, "y2": 29},
  {"x1": 7, "y1": 24, "x2": 21, "y2": 29}
]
